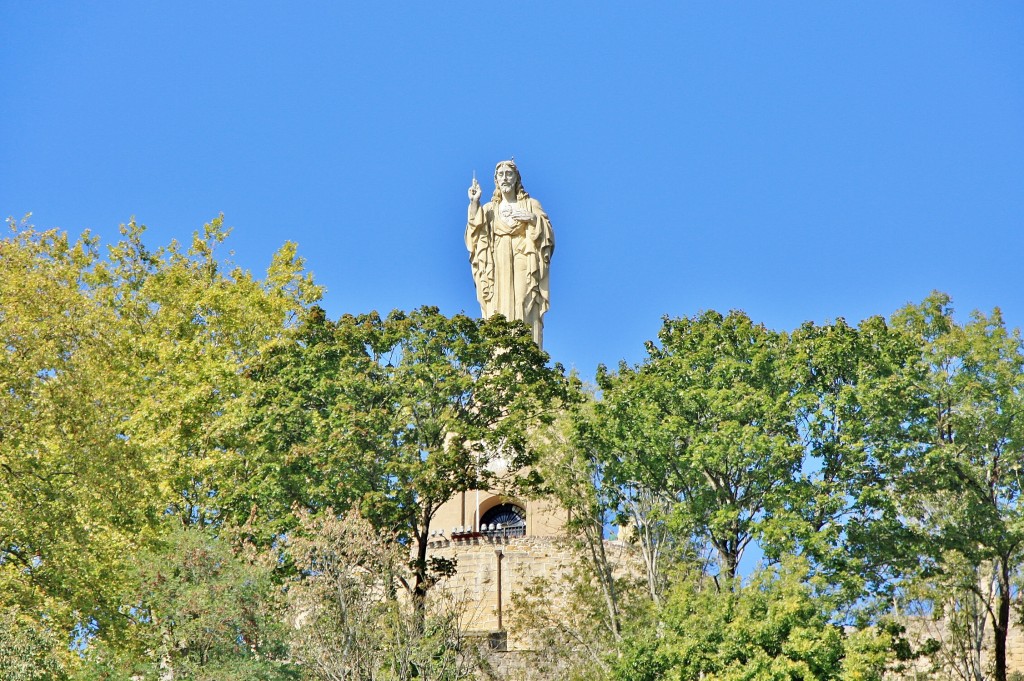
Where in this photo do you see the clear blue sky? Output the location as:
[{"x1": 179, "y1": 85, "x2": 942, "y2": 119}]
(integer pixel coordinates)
[{"x1": 3, "y1": 3, "x2": 1022, "y2": 378}]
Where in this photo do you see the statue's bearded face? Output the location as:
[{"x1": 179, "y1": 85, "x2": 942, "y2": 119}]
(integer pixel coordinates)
[{"x1": 495, "y1": 164, "x2": 519, "y2": 195}]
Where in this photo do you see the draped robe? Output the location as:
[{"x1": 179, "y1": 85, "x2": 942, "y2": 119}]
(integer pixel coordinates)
[{"x1": 465, "y1": 197, "x2": 554, "y2": 347}]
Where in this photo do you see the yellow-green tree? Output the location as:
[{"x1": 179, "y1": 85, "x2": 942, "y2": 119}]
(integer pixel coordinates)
[{"x1": 0, "y1": 216, "x2": 318, "y2": 668}]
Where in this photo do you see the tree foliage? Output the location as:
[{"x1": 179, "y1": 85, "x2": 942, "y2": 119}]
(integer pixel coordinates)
[
  {"x1": 783, "y1": 314, "x2": 932, "y2": 610},
  {"x1": 237, "y1": 306, "x2": 574, "y2": 612},
  {"x1": 593, "y1": 310, "x2": 803, "y2": 580},
  {"x1": 601, "y1": 556, "x2": 913, "y2": 681},
  {"x1": 285, "y1": 509, "x2": 474, "y2": 681},
  {"x1": 8, "y1": 213, "x2": 1024, "y2": 680},
  {"x1": 0, "y1": 605, "x2": 68, "y2": 681},
  {"x1": 891, "y1": 293, "x2": 1024, "y2": 681},
  {"x1": 78, "y1": 524, "x2": 297, "y2": 681},
  {"x1": 0, "y1": 216, "x2": 316, "y2": 669}
]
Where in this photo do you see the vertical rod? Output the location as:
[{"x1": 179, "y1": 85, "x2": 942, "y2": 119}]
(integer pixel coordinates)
[{"x1": 495, "y1": 548, "x2": 504, "y2": 630}]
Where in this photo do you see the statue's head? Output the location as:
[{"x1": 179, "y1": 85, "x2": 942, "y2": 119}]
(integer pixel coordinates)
[{"x1": 492, "y1": 159, "x2": 529, "y2": 202}]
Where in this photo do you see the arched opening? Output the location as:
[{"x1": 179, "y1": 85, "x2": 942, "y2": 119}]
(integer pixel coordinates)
[{"x1": 479, "y1": 503, "x2": 526, "y2": 538}]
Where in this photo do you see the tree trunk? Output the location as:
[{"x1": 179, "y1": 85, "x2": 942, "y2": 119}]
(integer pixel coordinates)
[
  {"x1": 584, "y1": 516, "x2": 621, "y2": 639},
  {"x1": 412, "y1": 525, "x2": 431, "y2": 632},
  {"x1": 994, "y1": 559, "x2": 1011, "y2": 681},
  {"x1": 717, "y1": 542, "x2": 739, "y2": 582}
]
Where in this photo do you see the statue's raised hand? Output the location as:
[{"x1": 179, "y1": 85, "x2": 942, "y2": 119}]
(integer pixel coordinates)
[{"x1": 468, "y1": 178, "x2": 482, "y2": 203}]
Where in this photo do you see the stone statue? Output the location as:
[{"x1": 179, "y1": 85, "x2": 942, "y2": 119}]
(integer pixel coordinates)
[{"x1": 465, "y1": 160, "x2": 555, "y2": 347}]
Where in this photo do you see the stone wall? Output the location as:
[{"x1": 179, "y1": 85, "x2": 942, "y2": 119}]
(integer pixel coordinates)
[
  {"x1": 427, "y1": 534, "x2": 581, "y2": 646},
  {"x1": 470, "y1": 648, "x2": 569, "y2": 681}
]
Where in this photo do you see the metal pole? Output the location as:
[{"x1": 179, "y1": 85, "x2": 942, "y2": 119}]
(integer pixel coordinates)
[{"x1": 495, "y1": 548, "x2": 503, "y2": 630}]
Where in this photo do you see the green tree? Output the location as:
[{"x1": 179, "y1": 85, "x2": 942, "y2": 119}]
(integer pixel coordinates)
[
  {"x1": 214, "y1": 305, "x2": 384, "y2": 541},
  {"x1": 612, "y1": 558, "x2": 900, "y2": 681},
  {"x1": 238, "y1": 307, "x2": 573, "y2": 614},
  {"x1": 0, "y1": 606, "x2": 68, "y2": 680},
  {"x1": 891, "y1": 292, "x2": 1024, "y2": 681},
  {"x1": 594, "y1": 310, "x2": 803, "y2": 580},
  {"x1": 537, "y1": 403, "x2": 629, "y2": 639},
  {"x1": 77, "y1": 523, "x2": 297, "y2": 681},
  {"x1": 561, "y1": 393, "x2": 693, "y2": 612},
  {"x1": 783, "y1": 315, "x2": 932, "y2": 612},
  {"x1": 567, "y1": 310, "x2": 932, "y2": 681}
]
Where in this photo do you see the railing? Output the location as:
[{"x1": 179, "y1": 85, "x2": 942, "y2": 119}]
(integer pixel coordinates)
[
  {"x1": 481, "y1": 523, "x2": 525, "y2": 539},
  {"x1": 436, "y1": 523, "x2": 526, "y2": 541}
]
